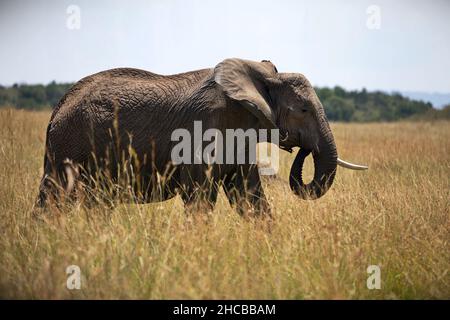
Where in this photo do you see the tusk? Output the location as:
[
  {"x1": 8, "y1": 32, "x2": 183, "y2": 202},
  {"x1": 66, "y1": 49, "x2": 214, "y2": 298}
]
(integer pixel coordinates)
[{"x1": 337, "y1": 158, "x2": 368, "y2": 170}]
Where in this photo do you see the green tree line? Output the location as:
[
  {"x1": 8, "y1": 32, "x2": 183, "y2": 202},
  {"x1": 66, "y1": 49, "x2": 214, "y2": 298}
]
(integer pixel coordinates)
[
  {"x1": 315, "y1": 86, "x2": 437, "y2": 121},
  {"x1": 0, "y1": 81, "x2": 73, "y2": 111},
  {"x1": 0, "y1": 82, "x2": 447, "y2": 121}
]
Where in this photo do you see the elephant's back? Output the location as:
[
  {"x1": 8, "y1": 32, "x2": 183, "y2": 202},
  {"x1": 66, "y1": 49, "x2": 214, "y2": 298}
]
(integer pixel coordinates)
[
  {"x1": 49, "y1": 67, "x2": 212, "y2": 125},
  {"x1": 49, "y1": 68, "x2": 160, "y2": 123}
]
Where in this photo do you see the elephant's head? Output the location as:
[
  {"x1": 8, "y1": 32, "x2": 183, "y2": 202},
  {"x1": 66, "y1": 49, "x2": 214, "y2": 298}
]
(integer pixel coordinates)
[{"x1": 214, "y1": 58, "x2": 367, "y2": 200}]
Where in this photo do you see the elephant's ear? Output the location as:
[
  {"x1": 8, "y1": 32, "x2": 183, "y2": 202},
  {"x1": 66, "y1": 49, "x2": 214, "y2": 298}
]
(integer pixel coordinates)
[{"x1": 214, "y1": 58, "x2": 278, "y2": 129}]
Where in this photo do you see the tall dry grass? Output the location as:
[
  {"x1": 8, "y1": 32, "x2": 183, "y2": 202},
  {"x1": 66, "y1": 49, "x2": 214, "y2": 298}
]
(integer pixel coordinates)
[{"x1": 0, "y1": 108, "x2": 448, "y2": 299}]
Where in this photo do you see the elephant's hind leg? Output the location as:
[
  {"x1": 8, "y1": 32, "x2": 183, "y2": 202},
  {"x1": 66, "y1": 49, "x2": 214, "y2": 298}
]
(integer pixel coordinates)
[
  {"x1": 35, "y1": 159, "x2": 81, "y2": 209},
  {"x1": 36, "y1": 173, "x2": 59, "y2": 209}
]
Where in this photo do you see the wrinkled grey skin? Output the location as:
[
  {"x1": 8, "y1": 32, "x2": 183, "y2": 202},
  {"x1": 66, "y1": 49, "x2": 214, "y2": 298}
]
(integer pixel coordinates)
[{"x1": 37, "y1": 58, "x2": 337, "y2": 215}]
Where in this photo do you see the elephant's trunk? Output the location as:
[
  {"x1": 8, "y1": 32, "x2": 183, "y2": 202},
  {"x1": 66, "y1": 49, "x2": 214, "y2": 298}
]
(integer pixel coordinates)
[{"x1": 289, "y1": 122, "x2": 338, "y2": 199}]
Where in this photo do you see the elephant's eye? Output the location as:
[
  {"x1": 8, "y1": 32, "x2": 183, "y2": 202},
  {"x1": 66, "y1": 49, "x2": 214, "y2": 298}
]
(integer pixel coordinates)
[{"x1": 288, "y1": 106, "x2": 308, "y2": 114}]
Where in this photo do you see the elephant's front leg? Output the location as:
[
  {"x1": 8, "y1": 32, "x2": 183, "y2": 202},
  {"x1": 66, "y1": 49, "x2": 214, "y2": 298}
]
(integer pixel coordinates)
[
  {"x1": 179, "y1": 165, "x2": 219, "y2": 214},
  {"x1": 223, "y1": 164, "x2": 271, "y2": 217}
]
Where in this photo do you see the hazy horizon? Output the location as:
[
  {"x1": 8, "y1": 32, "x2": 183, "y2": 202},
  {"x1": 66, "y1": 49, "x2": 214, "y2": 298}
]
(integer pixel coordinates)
[{"x1": 1, "y1": 0, "x2": 449, "y2": 101}]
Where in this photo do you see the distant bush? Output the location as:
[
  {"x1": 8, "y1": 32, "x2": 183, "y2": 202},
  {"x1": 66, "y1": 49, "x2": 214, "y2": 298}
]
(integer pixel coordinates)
[
  {"x1": 409, "y1": 104, "x2": 450, "y2": 121},
  {"x1": 0, "y1": 82, "x2": 442, "y2": 121}
]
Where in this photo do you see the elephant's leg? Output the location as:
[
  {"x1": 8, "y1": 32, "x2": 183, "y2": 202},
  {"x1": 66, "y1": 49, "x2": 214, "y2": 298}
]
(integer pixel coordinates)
[
  {"x1": 36, "y1": 172, "x2": 60, "y2": 209},
  {"x1": 223, "y1": 165, "x2": 271, "y2": 217},
  {"x1": 179, "y1": 165, "x2": 219, "y2": 214},
  {"x1": 35, "y1": 159, "x2": 81, "y2": 210}
]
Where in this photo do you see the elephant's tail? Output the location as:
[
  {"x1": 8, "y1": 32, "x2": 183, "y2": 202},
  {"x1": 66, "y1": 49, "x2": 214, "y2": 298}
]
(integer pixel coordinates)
[
  {"x1": 36, "y1": 123, "x2": 54, "y2": 208},
  {"x1": 42, "y1": 123, "x2": 51, "y2": 173}
]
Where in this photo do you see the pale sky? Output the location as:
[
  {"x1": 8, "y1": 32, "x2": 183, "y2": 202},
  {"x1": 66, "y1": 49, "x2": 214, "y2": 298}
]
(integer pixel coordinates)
[{"x1": 1, "y1": 0, "x2": 449, "y2": 93}]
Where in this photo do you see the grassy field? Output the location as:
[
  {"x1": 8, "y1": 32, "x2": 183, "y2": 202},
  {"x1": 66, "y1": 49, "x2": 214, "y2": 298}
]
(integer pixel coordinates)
[{"x1": 0, "y1": 108, "x2": 448, "y2": 299}]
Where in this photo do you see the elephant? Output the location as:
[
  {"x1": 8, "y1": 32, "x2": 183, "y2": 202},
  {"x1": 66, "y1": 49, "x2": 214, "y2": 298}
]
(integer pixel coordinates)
[{"x1": 36, "y1": 58, "x2": 367, "y2": 215}]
